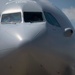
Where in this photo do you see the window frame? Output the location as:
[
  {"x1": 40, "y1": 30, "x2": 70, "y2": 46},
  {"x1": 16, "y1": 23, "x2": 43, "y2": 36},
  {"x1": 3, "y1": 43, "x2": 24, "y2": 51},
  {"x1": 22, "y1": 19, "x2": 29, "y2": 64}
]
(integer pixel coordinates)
[
  {"x1": 1, "y1": 12, "x2": 22, "y2": 24},
  {"x1": 23, "y1": 12, "x2": 44, "y2": 23},
  {"x1": 44, "y1": 11, "x2": 61, "y2": 27}
]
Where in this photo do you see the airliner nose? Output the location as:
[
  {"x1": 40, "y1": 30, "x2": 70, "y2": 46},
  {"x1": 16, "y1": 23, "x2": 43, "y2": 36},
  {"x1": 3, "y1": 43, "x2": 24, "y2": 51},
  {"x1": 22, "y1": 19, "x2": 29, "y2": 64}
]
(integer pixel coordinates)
[
  {"x1": 0, "y1": 22, "x2": 46, "y2": 56},
  {"x1": 15, "y1": 22, "x2": 46, "y2": 44},
  {"x1": 64, "y1": 28, "x2": 73, "y2": 37}
]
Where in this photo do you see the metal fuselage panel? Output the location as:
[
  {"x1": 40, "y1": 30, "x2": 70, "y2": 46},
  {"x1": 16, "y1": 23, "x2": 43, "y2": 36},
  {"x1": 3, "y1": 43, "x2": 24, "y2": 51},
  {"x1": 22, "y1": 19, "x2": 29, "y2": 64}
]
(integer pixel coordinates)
[{"x1": 0, "y1": 0, "x2": 75, "y2": 75}]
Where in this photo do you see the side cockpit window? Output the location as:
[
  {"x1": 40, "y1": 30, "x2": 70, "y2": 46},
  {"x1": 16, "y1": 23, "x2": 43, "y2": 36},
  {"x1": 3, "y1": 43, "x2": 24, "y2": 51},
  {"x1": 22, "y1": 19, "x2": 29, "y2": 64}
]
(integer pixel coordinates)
[
  {"x1": 23, "y1": 12, "x2": 43, "y2": 23},
  {"x1": 44, "y1": 11, "x2": 60, "y2": 27},
  {"x1": 1, "y1": 12, "x2": 21, "y2": 24}
]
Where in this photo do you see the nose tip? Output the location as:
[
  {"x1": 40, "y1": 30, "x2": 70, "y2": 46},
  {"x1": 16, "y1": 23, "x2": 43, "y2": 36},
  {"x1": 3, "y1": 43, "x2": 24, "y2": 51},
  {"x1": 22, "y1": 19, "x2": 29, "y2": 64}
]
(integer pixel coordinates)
[{"x1": 64, "y1": 28, "x2": 73, "y2": 37}]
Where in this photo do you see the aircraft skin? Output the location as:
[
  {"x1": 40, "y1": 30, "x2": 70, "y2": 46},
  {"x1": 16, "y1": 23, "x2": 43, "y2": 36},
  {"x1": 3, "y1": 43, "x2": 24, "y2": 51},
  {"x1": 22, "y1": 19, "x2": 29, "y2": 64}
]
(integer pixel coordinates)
[{"x1": 0, "y1": 0, "x2": 75, "y2": 75}]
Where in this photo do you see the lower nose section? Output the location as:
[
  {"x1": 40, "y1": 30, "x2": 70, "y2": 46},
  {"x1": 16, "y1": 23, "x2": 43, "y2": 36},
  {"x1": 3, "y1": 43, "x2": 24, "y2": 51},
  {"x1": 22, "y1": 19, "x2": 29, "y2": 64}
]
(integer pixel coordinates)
[
  {"x1": 0, "y1": 37, "x2": 32, "y2": 58},
  {"x1": 0, "y1": 34, "x2": 31, "y2": 58}
]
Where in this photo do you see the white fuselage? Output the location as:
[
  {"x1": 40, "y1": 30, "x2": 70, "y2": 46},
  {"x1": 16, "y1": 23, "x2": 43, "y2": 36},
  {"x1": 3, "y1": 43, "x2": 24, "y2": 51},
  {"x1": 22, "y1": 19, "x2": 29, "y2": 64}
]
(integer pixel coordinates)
[{"x1": 0, "y1": 0, "x2": 75, "y2": 75}]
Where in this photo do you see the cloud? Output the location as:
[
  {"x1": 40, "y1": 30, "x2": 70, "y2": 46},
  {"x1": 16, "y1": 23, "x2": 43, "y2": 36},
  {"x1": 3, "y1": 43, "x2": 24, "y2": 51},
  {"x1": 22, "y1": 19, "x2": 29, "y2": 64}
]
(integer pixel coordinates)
[{"x1": 62, "y1": 7, "x2": 75, "y2": 21}]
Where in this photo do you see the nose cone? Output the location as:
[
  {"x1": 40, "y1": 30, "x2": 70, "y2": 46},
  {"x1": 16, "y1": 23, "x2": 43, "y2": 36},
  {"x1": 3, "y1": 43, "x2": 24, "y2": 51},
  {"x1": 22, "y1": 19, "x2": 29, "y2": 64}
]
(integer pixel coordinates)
[
  {"x1": 13, "y1": 22, "x2": 46, "y2": 45},
  {"x1": 0, "y1": 22, "x2": 46, "y2": 56},
  {"x1": 64, "y1": 28, "x2": 73, "y2": 37}
]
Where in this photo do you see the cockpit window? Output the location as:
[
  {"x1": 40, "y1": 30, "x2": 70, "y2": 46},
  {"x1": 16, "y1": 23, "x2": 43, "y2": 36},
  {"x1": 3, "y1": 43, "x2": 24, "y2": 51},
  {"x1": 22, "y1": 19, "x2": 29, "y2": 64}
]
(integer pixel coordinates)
[
  {"x1": 23, "y1": 12, "x2": 43, "y2": 23},
  {"x1": 44, "y1": 12, "x2": 60, "y2": 27},
  {"x1": 1, "y1": 12, "x2": 21, "y2": 24}
]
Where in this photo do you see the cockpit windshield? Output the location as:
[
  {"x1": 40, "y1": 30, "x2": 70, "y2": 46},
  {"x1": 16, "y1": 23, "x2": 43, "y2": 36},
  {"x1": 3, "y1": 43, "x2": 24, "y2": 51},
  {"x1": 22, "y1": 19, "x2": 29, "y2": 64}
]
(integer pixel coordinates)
[
  {"x1": 23, "y1": 12, "x2": 43, "y2": 23},
  {"x1": 1, "y1": 12, "x2": 21, "y2": 24}
]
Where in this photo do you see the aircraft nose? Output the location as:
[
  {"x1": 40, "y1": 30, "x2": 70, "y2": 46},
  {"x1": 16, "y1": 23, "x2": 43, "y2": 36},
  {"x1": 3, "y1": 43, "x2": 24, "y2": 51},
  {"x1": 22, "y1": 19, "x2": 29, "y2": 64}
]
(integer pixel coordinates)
[
  {"x1": 15, "y1": 22, "x2": 46, "y2": 45},
  {"x1": 64, "y1": 28, "x2": 73, "y2": 37},
  {"x1": 0, "y1": 22, "x2": 46, "y2": 57}
]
